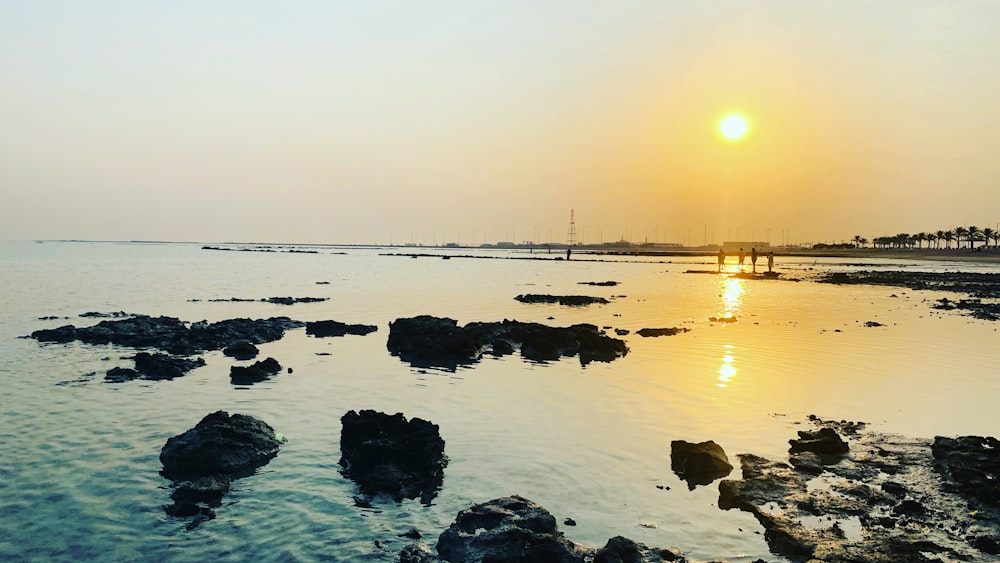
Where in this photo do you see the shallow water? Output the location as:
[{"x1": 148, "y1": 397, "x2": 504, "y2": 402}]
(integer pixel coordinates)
[{"x1": 1, "y1": 240, "x2": 998, "y2": 562}]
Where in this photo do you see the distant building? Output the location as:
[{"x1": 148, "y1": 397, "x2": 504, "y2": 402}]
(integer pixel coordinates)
[{"x1": 722, "y1": 241, "x2": 770, "y2": 252}]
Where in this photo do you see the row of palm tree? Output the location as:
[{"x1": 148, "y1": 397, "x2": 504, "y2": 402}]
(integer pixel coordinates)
[{"x1": 853, "y1": 226, "x2": 1000, "y2": 250}]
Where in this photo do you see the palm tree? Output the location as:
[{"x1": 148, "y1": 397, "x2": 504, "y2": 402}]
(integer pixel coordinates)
[
  {"x1": 852, "y1": 235, "x2": 865, "y2": 248},
  {"x1": 926, "y1": 232, "x2": 938, "y2": 249},
  {"x1": 935, "y1": 230, "x2": 945, "y2": 249},
  {"x1": 943, "y1": 229, "x2": 955, "y2": 249},
  {"x1": 992, "y1": 230, "x2": 1000, "y2": 249},
  {"x1": 954, "y1": 226, "x2": 969, "y2": 249},
  {"x1": 968, "y1": 226, "x2": 981, "y2": 249},
  {"x1": 983, "y1": 227, "x2": 996, "y2": 250}
]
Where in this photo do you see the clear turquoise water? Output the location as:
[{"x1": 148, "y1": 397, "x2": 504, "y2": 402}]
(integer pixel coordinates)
[{"x1": 1, "y1": 240, "x2": 998, "y2": 562}]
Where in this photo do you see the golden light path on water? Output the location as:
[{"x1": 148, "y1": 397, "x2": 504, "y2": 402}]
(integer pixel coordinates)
[{"x1": 718, "y1": 276, "x2": 744, "y2": 388}]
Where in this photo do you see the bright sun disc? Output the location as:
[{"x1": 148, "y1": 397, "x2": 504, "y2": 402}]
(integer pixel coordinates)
[{"x1": 719, "y1": 114, "x2": 750, "y2": 141}]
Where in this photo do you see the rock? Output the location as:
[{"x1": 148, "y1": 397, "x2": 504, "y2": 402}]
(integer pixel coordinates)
[
  {"x1": 436, "y1": 496, "x2": 589, "y2": 562},
  {"x1": 163, "y1": 475, "x2": 232, "y2": 518},
  {"x1": 104, "y1": 366, "x2": 140, "y2": 383},
  {"x1": 339, "y1": 410, "x2": 447, "y2": 503},
  {"x1": 388, "y1": 316, "x2": 628, "y2": 368},
  {"x1": 788, "y1": 427, "x2": 849, "y2": 456},
  {"x1": 670, "y1": 440, "x2": 733, "y2": 488},
  {"x1": 399, "y1": 543, "x2": 436, "y2": 563},
  {"x1": 932, "y1": 435, "x2": 1000, "y2": 508},
  {"x1": 305, "y1": 320, "x2": 378, "y2": 337},
  {"x1": 386, "y1": 316, "x2": 480, "y2": 368},
  {"x1": 594, "y1": 536, "x2": 683, "y2": 563},
  {"x1": 864, "y1": 320, "x2": 884, "y2": 327},
  {"x1": 160, "y1": 411, "x2": 283, "y2": 479},
  {"x1": 229, "y1": 357, "x2": 282, "y2": 385},
  {"x1": 788, "y1": 451, "x2": 824, "y2": 475},
  {"x1": 564, "y1": 517, "x2": 577, "y2": 526},
  {"x1": 223, "y1": 340, "x2": 259, "y2": 360},
  {"x1": 133, "y1": 352, "x2": 205, "y2": 380},
  {"x1": 578, "y1": 281, "x2": 619, "y2": 286},
  {"x1": 263, "y1": 296, "x2": 328, "y2": 305},
  {"x1": 708, "y1": 316, "x2": 737, "y2": 323},
  {"x1": 29, "y1": 314, "x2": 304, "y2": 356},
  {"x1": 514, "y1": 294, "x2": 610, "y2": 306},
  {"x1": 636, "y1": 327, "x2": 690, "y2": 337},
  {"x1": 719, "y1": 421, "x2": 1000, "y2": 562}
]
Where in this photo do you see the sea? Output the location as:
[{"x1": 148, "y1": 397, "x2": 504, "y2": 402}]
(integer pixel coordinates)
[{"x1": 1, "y1": 240, "x2": 998, "y2": 562}]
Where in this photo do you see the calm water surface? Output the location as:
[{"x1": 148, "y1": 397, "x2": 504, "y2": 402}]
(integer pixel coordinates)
[{"x1": 1, "y1": 241, "x2": 998, "y2": 562}]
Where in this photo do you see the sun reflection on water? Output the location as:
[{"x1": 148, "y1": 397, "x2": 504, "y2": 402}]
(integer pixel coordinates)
[
  {"x1": 720, "y1": 277, "x2": 744, "y2": 317},
  {"x1": 718, "y1": 344, "x2": 737, "y2": 387}
]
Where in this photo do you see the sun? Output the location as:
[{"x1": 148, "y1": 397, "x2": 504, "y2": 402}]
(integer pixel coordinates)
[{"x1": 718, "y1": 113, "x2": 750, "y2": 142}]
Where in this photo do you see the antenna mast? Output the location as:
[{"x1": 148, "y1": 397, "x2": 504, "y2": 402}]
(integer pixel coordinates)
[{"x1": 566, "y1": 209, "x2": 577, "y2": 246}]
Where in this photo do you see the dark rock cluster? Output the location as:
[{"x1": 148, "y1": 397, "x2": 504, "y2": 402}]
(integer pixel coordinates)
[
  {"x1": 387, "y1": 315, "x2": 628, "y2": 368},
  {"x1": 719, "y1": 418, "x2": 1000, "y2": 562},
  {"x1": 229, "y1": 357, "x2": 282, "y2": 385},
  {"x1": 514, "y1": 294, "x2": 610, "y2": 306},
  {"x1": 305, "y1": 320, "x2": 378, "y2": 337},
  {"x1": 31, "y1": 314, "x2": 304, "y2": 356},
  {"x1": 339, "y1": 410, "x2": 447, "y2": 503},
  {"x1": 636, "y1": 327, "x2": 690, "y2": 337},
  {"x1": 160, "y1": 411, "x2": 284, "y2": 527}
]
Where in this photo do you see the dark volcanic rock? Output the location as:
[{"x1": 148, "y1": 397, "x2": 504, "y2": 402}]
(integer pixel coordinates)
[
  {"x1": 29, "y1": 314, "x2": 304, "y2": 356},
  {"x1": 104, "y1": 366, "x2": 140, "y2": 383},
  {"x1": 670, "y1": 440, "x2": 733, "y2": 488},
  {"x1": 387, "y1": 316, "x2": 480, "y2": 368},
  {"x1": 160, "y1": 410, "x2": 283, "y2": 479},
  {"x1": 339, "y1": 410, "x2": 447, "y2": 503},
  {"x1": 229, "y1": 357, "x2": 282, "y2": 385},
  {"x1": 720, "y1": 420, "x2": 1000, "y2": 562},
  {"x1": 263, "y1": 296, "x2": 327, "y2": 305},
  {"x1": 515, "y1": 294, "x2": 610, "y2": 306},
  {"x1": 932, "y1": 435, "x2": 1000, "y2": 508},
  {"x1": 387, "y1": 316, "x2": 628, "y2": 368},
  {"x1": 788, "y1": 427, "x2": 850, "y2": 456},
  {"x1": 636, "y1": 327, "x2": 690, "y2": 337},
  {"x1": 305, "y1": 319, "x2": 378, "y2": 337},
  {"x1": 595, "y1": 536, "x2": 684, "y2": 563},
  {"x1": 436, "y1": 496, "x2": 589, "y2": 562},
  {"x1": 223, "y1": 340, "x2": 259, "y2": 360},
  {"x1": 133, "y1": 352, "x2": 205, "y2": 380},
  {"x1": 579, "y1": 280, "x2": 619, "y2": 286}
]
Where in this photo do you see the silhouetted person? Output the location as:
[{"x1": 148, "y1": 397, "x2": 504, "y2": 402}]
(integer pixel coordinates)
[
  {"x1": 717, "y1": 249, "x2": 725, "y2": 272},
  {"x1": 767, "y1": 251, "x2": 774, "y2": 273},
  {"x1": 751, "y1": 247, "x2": 758, "y2": 273},
  {"x1": 738, "y1": 248, "x2": 745, "y2": 270},
  {"x1": 566, "y1": 247, "x2": 571, "y2": 260}
]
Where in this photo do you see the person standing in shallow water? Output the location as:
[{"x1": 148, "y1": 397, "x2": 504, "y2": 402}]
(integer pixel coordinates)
[
  {"x1": 751, "y1": 247, "x2": 758, "y2": 273},
  {"x1": 768, "y1": 251, "x2": 774, "y2": 273},
  {"x1": 738, "y1": 248, "x2": 745, "y2": 270},
  {"x1": 717, "y1": 249, "x2": 725, "y2": 272}
]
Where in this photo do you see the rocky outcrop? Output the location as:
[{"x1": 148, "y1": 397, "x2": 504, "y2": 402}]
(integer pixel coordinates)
[
  {"x1": 433, "y1": 497, "x2": 686, "y2": 563},
  {"x1": 670, "y1": 440, "x2": 733, "y2": 489},
  {"x1": 436, "y1": 496, "x2": 590, "y2": 562},
  {"x1": 514, "y1": 294, "x2": 610, "y2": 306},
  {"x1": 387, "y1": 315, "x2": 628, "y2": 369},
  {"x1": 339, "y1": 410, "x2": 447, "y2": 503},
  {"x1": 30, "y1": 314, "x2": 304, "y2": 356},
  {"x1": 788, "y1": 427, "x2": 849, "y2": 456},
  {"x1": 104, "y1": 352, "x2": 205, "y2": 382},
  {"x1": 636, "y1": 327, "x2": 690, "y2": 337},
  {"x1": 932, "y1": 435, "x2": 1000, "y2": 509},
  {"x1": 223, "y1": 340, "x2": 259, "y2": 360},
  {"x1": 305, "y1": 320, "x2": 378, "y2": 337},
  {"x1": 229, "y1": 357, "x2": 282, "y2": 385},
  {"x1": 160, "y1": 411, "x2": 284, "y2": 527},
  {"x1": 718, "y1": 419, "x2": 1000, "y2": 562}
]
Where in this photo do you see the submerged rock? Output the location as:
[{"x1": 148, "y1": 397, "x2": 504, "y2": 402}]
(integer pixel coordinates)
[
  {"x1": 229, "y1": 357, "x2": 282, "y2": 385},
  {"x1": 339, "y1": 410, "x2": 447, "y2": 503},
  {"x1": 223, "y1": 340, "x2": 259, "y2": 360},
  {"x1": 636, "y1": 327, "x2": 690, "y2": 337},
  {"x1": 305, "y1": 319, "x2": 378, "y2": 337},
  {"x1": 514, "y1": 294, "x2": 610, "y2": 306},
  {"x1": 670, "y1": 440, "x2": 733, "y2": 488},
  {"x1": 387, "y1": 315, "x2": 627, "y2": 368}
]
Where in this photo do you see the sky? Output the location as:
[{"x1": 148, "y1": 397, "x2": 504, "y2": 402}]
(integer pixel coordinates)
[{"x1": 2, "y1": 1, "x2": 999, "y2": 246}]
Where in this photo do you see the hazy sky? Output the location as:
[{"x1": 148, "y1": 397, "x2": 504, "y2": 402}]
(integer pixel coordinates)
[{"x1": 3, "y1": 1, "x2": 999, "y2": 245}]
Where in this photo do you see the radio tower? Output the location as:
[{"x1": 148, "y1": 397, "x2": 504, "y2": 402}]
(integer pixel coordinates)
[{"x1": 566, "y1": 209, "x2": 577, "y2": 246}]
